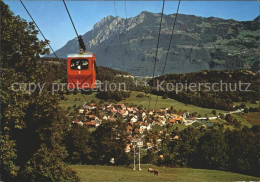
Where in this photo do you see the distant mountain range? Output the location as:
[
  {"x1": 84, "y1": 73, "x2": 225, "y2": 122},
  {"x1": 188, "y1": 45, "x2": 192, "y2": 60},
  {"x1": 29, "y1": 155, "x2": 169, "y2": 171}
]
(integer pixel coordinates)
[{"x1": 48, "y1": 11, "x2": 259, "y2": 76}]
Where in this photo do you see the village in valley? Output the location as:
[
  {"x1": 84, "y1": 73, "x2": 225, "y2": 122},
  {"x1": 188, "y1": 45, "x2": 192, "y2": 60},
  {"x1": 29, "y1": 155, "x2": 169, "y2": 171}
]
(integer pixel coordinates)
[{"x1": 71, "y1": 101, "x2": 231, "y2": 154}]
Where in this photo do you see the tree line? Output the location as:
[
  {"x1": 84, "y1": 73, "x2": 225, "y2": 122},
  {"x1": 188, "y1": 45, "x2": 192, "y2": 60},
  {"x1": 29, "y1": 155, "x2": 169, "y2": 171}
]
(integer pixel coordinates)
[
  {"x1": 156, "y1": 126, "x2": 260, "y2": 177},
  {"x1": 66, "y1": 120, "x2": 130, "y2": 165}
]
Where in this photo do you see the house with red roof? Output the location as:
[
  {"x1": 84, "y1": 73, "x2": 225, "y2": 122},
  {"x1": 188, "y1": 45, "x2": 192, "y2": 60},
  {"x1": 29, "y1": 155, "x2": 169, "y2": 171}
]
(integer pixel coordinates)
[{"x1": 84, "y1": 120, "x2": 98, "y2": 127}]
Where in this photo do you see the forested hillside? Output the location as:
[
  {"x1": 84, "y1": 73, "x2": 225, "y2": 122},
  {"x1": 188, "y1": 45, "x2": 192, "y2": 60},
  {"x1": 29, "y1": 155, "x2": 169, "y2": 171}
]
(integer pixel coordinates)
[{"x1": 150, "y1": 70, "x2": 260, "y2": 110}]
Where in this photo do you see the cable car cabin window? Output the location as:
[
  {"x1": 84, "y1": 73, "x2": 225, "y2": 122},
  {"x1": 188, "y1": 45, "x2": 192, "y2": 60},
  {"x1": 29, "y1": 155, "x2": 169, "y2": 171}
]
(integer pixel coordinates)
[{"x1": 70, "y1": 59, "x2": 89, "y2": 70}]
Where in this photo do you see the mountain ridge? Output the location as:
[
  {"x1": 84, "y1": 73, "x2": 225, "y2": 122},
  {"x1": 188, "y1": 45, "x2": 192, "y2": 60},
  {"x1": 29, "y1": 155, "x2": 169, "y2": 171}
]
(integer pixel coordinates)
[{"x1": 48, "y1": 12, "x2": 259, "y2": 76}]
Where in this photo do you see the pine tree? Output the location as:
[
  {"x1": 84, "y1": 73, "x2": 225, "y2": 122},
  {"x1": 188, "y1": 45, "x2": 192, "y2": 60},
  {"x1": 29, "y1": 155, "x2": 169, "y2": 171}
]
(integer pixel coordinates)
[{"x1": 0, "y1": 1, "x2": 78, "y2": 181}]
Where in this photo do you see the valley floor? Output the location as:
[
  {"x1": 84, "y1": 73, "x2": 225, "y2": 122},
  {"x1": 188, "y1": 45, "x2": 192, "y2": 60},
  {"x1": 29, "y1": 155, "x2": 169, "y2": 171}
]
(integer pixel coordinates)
[
  {"x1": 71, "y1": 165, "x2": 260, "y2": 182},
  {"x1": 60, "y1": 91, "x2": 259, "y2": 130}
]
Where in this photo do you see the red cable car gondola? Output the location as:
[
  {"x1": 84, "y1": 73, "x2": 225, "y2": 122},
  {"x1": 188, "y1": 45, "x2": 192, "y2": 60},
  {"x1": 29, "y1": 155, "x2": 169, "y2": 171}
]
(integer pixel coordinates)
[{"x1": 67, "y1": 35, "x2": 97, "y2": 90}]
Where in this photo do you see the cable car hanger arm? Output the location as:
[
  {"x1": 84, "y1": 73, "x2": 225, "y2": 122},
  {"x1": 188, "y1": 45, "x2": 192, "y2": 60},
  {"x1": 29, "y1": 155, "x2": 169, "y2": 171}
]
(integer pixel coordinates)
[
  {"x1": 78, "y1": 35, "x2": 86, "y2": 53},
  {"x1": 62, "y1": 0, "x2": 86, "y2": 53}
]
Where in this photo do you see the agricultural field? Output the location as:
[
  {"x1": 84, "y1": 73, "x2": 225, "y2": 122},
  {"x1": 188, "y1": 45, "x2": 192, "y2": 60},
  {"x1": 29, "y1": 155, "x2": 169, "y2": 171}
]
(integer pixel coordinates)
[
  {"x1": 71, "y1": 165, "x2": 260, "y2": 182},
  {"x1": 119, "y1": 91, "x2": 227, "y2": 116},
  {"x1": 237, "y1": 112, "x2": 260, "y2": 126},
  {"x1": 231, "y1": 114, "x2": 254, "y2": 128},
  {"x1": 60, "y1": 91, "x2": 228, "y2": 117}
]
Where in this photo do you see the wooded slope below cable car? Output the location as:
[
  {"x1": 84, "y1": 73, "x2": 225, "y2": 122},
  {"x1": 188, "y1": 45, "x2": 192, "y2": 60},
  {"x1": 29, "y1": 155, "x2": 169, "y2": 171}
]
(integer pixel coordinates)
[{"x1": 47, "y1": 12, "x2": 259, "y2": 76}]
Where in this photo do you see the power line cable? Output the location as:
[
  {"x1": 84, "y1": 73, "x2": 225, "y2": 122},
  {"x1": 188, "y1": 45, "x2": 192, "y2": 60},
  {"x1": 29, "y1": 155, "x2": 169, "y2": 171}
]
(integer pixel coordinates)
[
  {"x1": 124, "y1": 0, "x2": 132, "y2": 60},
  {"x1": 154, "y1": 0, "x2": 181, "y2": 109},
  {"x1": 20, "y1": 0, "x2": 90, "y2": 103},
  {"x1": 147, "y1": 0, "x2": 165, "y2": 111}
]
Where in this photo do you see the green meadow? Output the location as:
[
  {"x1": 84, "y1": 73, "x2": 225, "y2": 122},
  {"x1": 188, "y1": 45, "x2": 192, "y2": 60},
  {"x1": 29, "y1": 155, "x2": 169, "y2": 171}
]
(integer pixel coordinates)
[{"x1": 71, "y1": 165, "x2": 260, "y2": 182}]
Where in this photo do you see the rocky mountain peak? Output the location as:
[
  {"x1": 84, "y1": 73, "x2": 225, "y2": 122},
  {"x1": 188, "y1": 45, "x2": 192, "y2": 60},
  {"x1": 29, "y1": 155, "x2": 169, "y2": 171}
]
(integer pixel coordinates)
[
  {"x1": 93, "y1": 15, "x2": 117, "y2": 30},
  {"x1": 49, "y1": 11, "x2": 259, "y2": 76}
]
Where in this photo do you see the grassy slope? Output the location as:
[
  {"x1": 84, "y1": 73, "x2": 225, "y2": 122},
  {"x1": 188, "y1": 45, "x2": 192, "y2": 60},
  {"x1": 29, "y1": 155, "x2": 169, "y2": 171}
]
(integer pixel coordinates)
[
  {"x1": 226, "y1": 102, "x2": 260, "y2": 128},
  {"x1": 60, "y1": 91, "x2": 227, "y2": 116},
  {"x1": 60, "y1": 92, "x2": 100, "y2": 109},
  {"x1": 237, "y1": 112, "x2": 260, "y2": 126},
  {"x1": 232, "y1": 114, "x2": 253, "y2": 128},
  {"x1": 119, "y1": 91, "x2": 227, "y2": 116},
  {"x1": 71, "y1": 165, "x2": 260, "y2": 182},
  {"x1": 233, "y1": 101, "x2": 260, "y2": 108}
]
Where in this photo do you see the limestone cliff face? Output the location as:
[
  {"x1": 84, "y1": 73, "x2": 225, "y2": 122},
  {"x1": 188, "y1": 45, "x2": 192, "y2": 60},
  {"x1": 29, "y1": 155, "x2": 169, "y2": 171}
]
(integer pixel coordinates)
[{"x1": 49, "y1": 11, "x2": 259, "y2": 76}]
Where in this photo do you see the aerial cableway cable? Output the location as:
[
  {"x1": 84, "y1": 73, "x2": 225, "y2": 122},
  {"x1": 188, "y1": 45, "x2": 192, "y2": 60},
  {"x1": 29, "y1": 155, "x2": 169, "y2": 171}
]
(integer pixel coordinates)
[
  {"x1": 124, "y1": 0, "x2": 132, "y2": 65},
  {"x1": 19, "y1": 0, "x2": 58, "y2": 58},
  {"x1": 62, "y1": 0, "x2": 79, "y2": 38},
  {"x1": 154, "y1": 0, "x2": 181, "y2": 109},
  {"x1": 147, "y1": 0, "x2": 166, "y2": 111},
  {"x1": 19, "y1": 0, "x2": 90, "y2": 103},
  {"x1": 62, "y1": 0, "x2": 86, "y2": 52},
  {"x1": 113, "y1": 1, "x2": 125, "y2": 65}
]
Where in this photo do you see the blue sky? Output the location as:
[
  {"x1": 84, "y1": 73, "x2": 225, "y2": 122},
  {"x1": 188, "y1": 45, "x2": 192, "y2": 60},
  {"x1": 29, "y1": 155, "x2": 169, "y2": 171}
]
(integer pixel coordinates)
[{"x1": 5, "y1": 1, "x2": 259, "y2": 51}]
